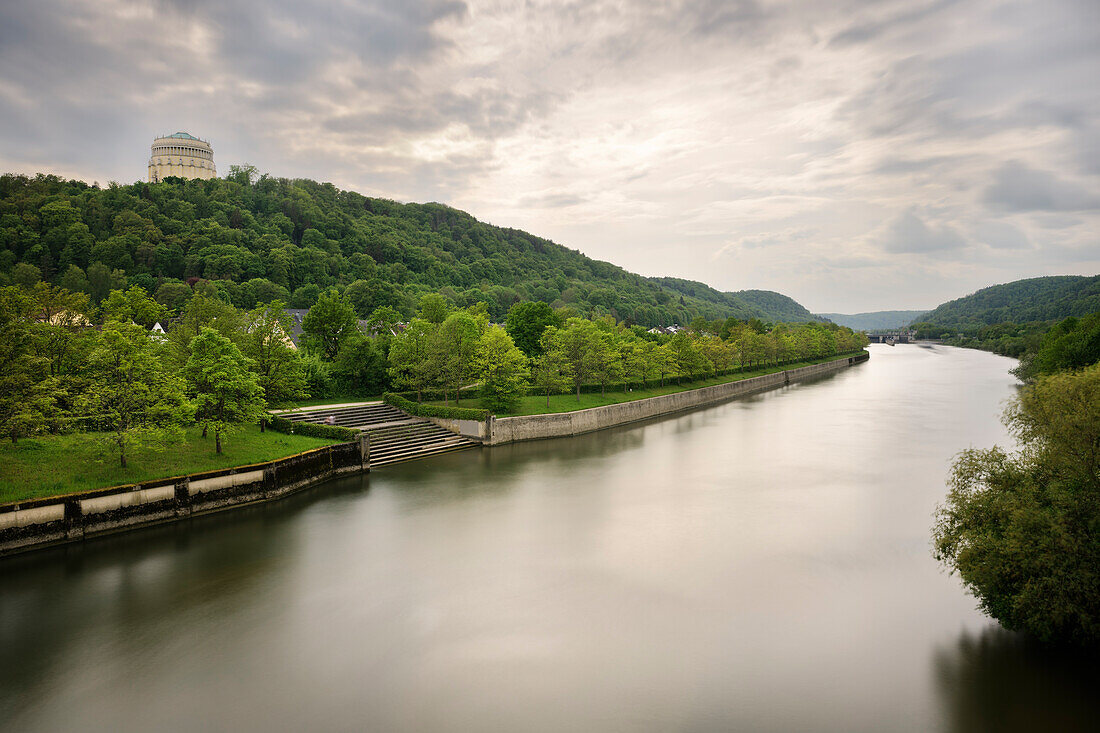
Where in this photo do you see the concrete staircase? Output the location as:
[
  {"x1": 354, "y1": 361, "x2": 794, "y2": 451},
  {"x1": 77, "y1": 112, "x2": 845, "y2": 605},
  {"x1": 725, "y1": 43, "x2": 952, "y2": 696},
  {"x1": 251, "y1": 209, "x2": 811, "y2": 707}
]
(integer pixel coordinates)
[
  {"x1": 280, "y1": 403, "x2": 478, "y2": 467},
  {"x1": 365, "y1": 422, "x2": 478, "y2": 467}
]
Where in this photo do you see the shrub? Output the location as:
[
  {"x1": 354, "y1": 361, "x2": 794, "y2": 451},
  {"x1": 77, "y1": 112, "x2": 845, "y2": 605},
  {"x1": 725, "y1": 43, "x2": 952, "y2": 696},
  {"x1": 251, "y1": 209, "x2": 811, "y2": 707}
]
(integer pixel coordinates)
[
  {"x1": 266, "y1": 414, "x2": 359, "y2": 442},
  {"x1": 383, "y1": 393, "x2": 489, "y2": 421}
]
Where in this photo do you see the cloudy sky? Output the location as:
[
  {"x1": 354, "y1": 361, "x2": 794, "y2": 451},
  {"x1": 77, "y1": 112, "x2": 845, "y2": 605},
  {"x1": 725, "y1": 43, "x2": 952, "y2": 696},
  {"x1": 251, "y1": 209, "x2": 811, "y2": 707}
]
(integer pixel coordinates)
[{"x1": 1, "y1": 0, "x2": 1097, "y2": 312}]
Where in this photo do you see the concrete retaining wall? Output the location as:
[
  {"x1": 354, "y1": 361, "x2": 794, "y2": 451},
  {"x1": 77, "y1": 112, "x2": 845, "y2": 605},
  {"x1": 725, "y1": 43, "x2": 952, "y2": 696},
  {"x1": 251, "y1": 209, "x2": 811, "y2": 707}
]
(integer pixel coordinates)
[
  {"x1": 0, "y1": 435, "x2": 370, "y2": 558},
  {"x1": 431, "y1": 353, "x2": 869, "y2": 445}
]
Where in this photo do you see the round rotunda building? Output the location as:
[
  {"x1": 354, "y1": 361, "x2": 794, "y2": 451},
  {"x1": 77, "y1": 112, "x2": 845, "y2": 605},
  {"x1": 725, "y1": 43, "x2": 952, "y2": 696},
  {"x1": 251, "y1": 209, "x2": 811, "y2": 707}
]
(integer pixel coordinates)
[{"x1": 148, "y1": 132, "x2": 216, "y2": 182}]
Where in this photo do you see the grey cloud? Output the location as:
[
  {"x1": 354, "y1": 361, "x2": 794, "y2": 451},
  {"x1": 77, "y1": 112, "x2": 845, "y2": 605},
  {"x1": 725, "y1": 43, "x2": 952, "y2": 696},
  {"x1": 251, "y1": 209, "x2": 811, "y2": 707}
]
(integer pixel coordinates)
[
  {"x1": 984, "y1": 161, "x2": 1100, "y2": 212},
  {"x1": 828, "y1": 0, "x2": 962, "y2": 48},
  {"x1": 973, "y1": 220, "x2": 1030, "y2": 250},
  {"x1": 879, "y1": 211, "x2": 966, "y2": 253}
]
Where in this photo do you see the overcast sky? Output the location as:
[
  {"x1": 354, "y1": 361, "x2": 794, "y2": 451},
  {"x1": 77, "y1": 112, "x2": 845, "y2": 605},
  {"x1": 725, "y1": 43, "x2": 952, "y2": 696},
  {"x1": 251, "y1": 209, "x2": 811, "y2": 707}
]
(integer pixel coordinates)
[{"x1": 1, "y1": 0, "x2": 1097, "y2": 312}]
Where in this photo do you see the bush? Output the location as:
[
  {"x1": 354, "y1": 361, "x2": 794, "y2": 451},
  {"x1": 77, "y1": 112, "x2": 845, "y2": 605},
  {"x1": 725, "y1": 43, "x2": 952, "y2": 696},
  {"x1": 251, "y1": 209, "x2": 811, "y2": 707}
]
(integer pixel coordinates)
[
  {"x1": 267, "y1": 414, "x2": 359, "y2": 442},
  {"x1": 383, "y1": 393, "x2": 489, "y2": 421}
]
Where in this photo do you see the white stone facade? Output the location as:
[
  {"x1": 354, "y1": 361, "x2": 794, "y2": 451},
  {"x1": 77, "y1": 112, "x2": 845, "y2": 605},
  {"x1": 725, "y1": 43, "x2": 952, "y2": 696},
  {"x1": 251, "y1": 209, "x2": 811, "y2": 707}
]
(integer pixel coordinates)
[{"x1": 148, "y1": 132, "x2": 217, "y2": 182}]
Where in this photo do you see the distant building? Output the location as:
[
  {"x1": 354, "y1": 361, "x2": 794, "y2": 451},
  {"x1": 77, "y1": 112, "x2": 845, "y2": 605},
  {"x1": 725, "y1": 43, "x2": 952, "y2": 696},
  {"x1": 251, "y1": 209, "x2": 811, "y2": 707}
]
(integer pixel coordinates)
[{"x1": 148, "y1": 132, "x2": 217, "y2": 182}]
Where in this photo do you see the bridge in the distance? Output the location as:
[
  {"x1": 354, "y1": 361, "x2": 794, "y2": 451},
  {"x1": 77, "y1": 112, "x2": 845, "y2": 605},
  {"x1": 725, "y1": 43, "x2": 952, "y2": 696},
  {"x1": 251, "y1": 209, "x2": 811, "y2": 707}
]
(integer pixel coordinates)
[{"x1": 864, "y1": 329, "x2": 916, "y2": 344}]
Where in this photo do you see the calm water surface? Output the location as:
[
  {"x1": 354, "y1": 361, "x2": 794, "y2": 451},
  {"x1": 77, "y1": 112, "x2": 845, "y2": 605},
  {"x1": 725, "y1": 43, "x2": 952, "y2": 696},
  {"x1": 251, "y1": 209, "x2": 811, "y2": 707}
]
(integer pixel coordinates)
[{"x1": 2, "y1": 344, "x2": 1099, "y2": 732}]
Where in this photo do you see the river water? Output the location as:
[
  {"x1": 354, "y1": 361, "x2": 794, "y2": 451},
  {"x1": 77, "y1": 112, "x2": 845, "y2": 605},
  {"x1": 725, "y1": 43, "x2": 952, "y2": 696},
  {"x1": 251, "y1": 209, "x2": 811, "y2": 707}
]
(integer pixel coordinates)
[{"x1": 2, "y1": 344, "x2": 1099, "y2": 732}]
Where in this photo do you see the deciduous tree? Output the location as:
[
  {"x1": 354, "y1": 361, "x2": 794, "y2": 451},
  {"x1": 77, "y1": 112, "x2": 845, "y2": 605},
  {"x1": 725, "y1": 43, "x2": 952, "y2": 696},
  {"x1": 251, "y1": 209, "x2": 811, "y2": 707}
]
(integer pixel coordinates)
[{"x1": 184, "y1": 327, "x2": 265, "y2": 454}]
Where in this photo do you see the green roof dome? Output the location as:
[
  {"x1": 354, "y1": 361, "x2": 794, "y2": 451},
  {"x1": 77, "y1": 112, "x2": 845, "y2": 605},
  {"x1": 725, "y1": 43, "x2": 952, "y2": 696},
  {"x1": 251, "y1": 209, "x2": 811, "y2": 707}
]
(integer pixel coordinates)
[{"x1": 166, "y1": 132, "x2": 198, "y2": 140}]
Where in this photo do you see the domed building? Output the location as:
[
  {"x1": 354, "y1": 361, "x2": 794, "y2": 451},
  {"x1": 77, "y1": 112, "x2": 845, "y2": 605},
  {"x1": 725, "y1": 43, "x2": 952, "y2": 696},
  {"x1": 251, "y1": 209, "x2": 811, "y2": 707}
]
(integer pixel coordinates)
[{"x1": 148, "y1": 132, "x2": 217, "y2": 182}]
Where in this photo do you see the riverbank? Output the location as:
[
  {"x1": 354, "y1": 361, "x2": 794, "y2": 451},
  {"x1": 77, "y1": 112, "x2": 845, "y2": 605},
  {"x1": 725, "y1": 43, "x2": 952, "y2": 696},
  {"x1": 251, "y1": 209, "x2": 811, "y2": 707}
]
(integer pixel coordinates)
[
  {"x1": 0, "y1": 437, "x2": 369, "y2": 557},
  {"x1": 425, "y1": 353, "x2": 868, "y2": 417},
  {"x1": 428, "y1": 352, "x2": 869, "y2": 444},
  {"x1": 0, "y1": 424, "x2": 344, "y2": 504}
]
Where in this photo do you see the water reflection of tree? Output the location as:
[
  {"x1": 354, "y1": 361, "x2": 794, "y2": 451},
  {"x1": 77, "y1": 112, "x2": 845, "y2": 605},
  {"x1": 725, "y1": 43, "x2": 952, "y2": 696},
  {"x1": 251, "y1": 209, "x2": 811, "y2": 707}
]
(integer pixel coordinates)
[{"x1": 934, "y1": 625, "x2": 1100, "y2": 733}]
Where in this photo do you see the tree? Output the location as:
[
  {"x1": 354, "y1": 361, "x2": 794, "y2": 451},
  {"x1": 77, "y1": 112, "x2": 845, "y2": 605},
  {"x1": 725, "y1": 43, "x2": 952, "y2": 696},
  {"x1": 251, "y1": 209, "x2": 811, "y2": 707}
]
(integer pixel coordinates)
[
  {"x1": 0, "y1": 286, "x2": 58, "y2": 442},
  {"x1": 933, "y1": 364, "x2": 1100, "y2": 644},
  {"x1": 184, "y1": 328, "x2": 266, "y2": 454},
  {"x1": 82, "y1": 321, "x2": 192, "y2": 467},
  {"x1": 506, "y1": 300, "x2": 561, "y2": 357},
  {"x1": 554, "y1": 317, "x2": 603, "y2": 400},
  {"x1": 1014, "y1": 313, "x2": 1100, "y2": 381},
  {"x1": 387, "y1": 318, "x2": 437, "y2": 402},
  {"x1": 531, "y1": 327, "x2": 573, "y2": 407},
  {"x1": 332, "y1": 334, "x2": 387, "y2": 396},
  {"x1": 432, "y1": 310, "x2": 483, "y2": 404},
  {"x1": 10, "y1": 262, "x2": 41, "y2": 287},
  {"x1": 301, "y1": 289, "x2": 358, "y2": 359},
  {"x1": 474, "y1": 326, "x2": 530, "y2": 413},
  {"x1": 101, "y1": 285, "x2": 166, "y2": 328},
  {"x1": 418, "y1": 292, "x2": 452, "y2": 324},
  {"x1": 241, "y1": 301, "x2": 309, "y2": 407}
]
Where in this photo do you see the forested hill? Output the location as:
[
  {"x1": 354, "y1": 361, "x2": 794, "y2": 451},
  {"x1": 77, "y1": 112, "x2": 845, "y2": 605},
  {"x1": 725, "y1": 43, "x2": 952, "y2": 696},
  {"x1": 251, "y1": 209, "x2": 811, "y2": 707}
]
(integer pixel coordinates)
[
  {"x1": 917, "y1": 275, "x2": 1100, "y2": 327},
  {"x1": 647, "y1": 278, "x2": 824, "y2": 323},
  {"x1": 819, "y1": 311, "x2": 929, "y2": 330},
  {"x1": 0, "y1": 172, "x2": 817, "y2": 326}
]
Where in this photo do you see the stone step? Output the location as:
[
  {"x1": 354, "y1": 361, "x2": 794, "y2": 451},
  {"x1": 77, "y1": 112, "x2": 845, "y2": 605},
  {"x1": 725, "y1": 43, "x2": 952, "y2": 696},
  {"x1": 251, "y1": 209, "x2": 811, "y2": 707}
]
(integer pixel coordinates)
[
  {"x1": 370, "y1": 441, "x2": 477, "y2": 466},
  {"x1": 369, "y1": 436, "x2": 468, "y2": 458}
]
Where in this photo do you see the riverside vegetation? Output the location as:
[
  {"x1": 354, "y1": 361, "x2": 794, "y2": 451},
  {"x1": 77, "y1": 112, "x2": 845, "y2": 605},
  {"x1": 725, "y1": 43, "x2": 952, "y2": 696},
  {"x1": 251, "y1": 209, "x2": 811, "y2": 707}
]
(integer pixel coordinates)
[
  {"x1": 933, "y1": 299, "x2": 1100, "y2": 645},
  {"x1": 1, "y1": 269, "x2": 867, "y2": 499}
]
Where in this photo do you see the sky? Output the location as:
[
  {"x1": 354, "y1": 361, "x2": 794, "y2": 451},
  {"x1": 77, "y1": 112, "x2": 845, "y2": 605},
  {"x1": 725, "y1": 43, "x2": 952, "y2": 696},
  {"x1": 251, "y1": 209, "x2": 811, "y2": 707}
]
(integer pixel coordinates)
[{"x1": 1, "y1": 0, "x2": 1098, "y2": 313}]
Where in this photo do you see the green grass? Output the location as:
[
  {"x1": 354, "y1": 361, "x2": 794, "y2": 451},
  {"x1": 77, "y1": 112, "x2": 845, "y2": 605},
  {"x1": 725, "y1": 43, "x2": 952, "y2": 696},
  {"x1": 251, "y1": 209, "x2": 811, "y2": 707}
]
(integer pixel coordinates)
[
  {"x1": 0, "y1": 424, "x2": 343, "y2": 505},
  {"x1": 426, "y1": 353, "x2": 864, "y2": 417}
]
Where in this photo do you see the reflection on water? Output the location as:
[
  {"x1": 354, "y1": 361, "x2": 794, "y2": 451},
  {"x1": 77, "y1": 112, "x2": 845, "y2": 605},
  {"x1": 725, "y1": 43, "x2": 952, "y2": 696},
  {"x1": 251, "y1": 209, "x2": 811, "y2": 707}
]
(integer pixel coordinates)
[
  {"x1": 935, "y1": 626, "x2": 1100, "y2": 733},
  {"x1": 2, "y1": 345, "x2": 1099, "y2": 732}
]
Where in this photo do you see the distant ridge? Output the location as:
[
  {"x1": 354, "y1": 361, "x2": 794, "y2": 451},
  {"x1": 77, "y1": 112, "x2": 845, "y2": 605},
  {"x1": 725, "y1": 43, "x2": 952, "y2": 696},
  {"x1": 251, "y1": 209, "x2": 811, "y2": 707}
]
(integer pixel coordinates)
[{"x1": 818, "y1": 311, "x2": 929, "y2": 330}]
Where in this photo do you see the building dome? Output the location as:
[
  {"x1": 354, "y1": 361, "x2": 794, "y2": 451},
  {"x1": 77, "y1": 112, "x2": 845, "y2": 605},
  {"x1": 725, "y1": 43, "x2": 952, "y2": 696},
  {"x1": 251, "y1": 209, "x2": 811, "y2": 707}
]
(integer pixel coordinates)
[{"x1": 148, "y1": 132, "x2": 216, "y2": 182}]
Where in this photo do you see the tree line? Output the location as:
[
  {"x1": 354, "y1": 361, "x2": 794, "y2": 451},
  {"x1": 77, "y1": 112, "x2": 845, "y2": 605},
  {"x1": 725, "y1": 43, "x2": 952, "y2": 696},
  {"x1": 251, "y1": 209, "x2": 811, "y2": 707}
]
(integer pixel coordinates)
[{"x1": 1, "y1": 273, "x2": 869, "y2": 461}]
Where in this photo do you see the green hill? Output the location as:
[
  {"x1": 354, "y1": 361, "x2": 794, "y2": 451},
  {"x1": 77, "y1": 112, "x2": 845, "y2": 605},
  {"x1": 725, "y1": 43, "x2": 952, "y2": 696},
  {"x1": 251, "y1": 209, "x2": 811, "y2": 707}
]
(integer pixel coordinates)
[
  {"x1": 819, "y1": 311, "x2": 930, "y2": 330},
  {"x1": 0, "y1": 172, "x2": 816, "y2": 326},
  {"x1": 917, "y1": 276, "x2": 1100, "y2": 327}
]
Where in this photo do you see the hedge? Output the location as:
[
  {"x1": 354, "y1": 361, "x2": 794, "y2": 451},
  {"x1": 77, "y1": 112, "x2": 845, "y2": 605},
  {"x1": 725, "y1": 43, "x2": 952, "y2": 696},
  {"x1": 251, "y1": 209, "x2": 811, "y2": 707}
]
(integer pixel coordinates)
[
  {"x1": 266, "y1": 414, "x2": 360, "y2": 442},
  {"x1": 383, "y1": 393, "x2": 490, "y2": 421}
]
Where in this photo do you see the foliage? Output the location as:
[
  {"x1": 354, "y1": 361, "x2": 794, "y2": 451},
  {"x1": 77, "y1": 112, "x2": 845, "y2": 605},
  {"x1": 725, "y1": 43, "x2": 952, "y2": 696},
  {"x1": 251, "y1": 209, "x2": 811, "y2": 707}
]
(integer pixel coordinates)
[
  {"x1": 506, "y1": 300, "x2": 562, "y2": 357},
  {"x1": 266, "y1": 414, "x2": 359, "y2": 442},
  {"x1": 184, "y1": 328, "x2": 266, "y2": 453},
  {"x1": 383, "y1": 392, "x2": 489, "y2": 421},
  {"x1": 531, "y1": 329, "x2": 574, "y2": 407},
  {"x1": 80, "y1": 321, "x2": 193, "y2": 468},
  {"x1": 916, "y1": 275, "x2": 1100, "y2": 329},
  {"x1": 0, "y1": 286, "x2": 59, "y2": 442},
  {"x1": 0, "y1": 172, "x2": 822, "y2": 326},
  {"x1": 331, "y1": 334, "x2": 387, "y2": 395},
  {"x1": 474, "y1": 326, "x2": 530, "y2": 412},
  {"x1": 240, "y1": 300, "x2": 308, "y2": 406},
  {"x1": 1013, "y1": 313, "x2": 1100, "y2": 381},
  {"x1": 933, "y1": 364, "x2": 1100, "y2": 645},
  {"x1": 301, "y1": 288, "x2": 357, "y2": 359}
]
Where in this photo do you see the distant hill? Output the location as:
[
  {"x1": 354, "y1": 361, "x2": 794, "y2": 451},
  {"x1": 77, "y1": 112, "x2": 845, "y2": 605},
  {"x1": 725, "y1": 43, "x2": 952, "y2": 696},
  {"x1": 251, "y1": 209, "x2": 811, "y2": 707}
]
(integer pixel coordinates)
[
  {"x1": 819, "y1": 311, "x2": 930, "y2": 330},
  {"x1": 917, "y1": 276, "x2": 1100, "y2": 327},
  {"x1": 0, "y1": 172, "x2": 818, "y2": 326},
  {"x1": 649, "y1": 278, "x2": 824, "y2": 323}
]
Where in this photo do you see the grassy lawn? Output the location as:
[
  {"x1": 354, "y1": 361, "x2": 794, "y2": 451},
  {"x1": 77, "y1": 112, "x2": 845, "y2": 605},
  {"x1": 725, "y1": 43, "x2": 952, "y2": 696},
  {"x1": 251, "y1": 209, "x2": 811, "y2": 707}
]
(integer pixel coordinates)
[
  {"x1": 0, "y1": 424, "x2": 343, "y2": 505},
  {"x1": 425, "y1": 353, "x2": 864, "y2": 417}
]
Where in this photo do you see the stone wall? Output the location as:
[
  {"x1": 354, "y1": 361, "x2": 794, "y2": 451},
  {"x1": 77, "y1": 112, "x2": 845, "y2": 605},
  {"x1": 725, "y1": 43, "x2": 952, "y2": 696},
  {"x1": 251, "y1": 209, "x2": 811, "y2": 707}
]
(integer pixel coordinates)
[
  {"x1": 431, "y1": 353, "x2": 869, "y2": 445},
  {"x1": 0, "y1": 436, "x2": 369, "y2": 557}
]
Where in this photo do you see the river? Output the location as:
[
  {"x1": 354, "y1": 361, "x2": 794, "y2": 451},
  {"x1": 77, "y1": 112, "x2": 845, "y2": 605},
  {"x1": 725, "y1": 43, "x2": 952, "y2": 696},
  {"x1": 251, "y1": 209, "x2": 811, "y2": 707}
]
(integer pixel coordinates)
[{"x1": 2, "y1": 344, "x2": 1098, "y2": 732}]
